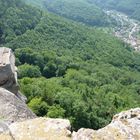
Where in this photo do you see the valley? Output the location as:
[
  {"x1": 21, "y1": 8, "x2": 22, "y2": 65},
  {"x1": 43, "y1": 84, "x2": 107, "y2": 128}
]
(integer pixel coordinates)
[
  {"x1": 105, "y1": 10, "x2": 140, "y2": 50},
  {"x1": 24, "y1": 0, "x2": 140, "y2": 50}
]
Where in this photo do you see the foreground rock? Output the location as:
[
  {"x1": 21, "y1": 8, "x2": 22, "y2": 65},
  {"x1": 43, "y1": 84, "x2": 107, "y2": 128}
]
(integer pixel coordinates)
[
  {"x1": 73, "y1": 108, "x2": 140, "y2": 140},
  {"x1": 9, "y1": 117, "x2": 71, "y2": 140},
  {"x1": 0, "y1": 88, "x2": 36, "y2": 124},
  {"x1": 0, "y1": 108, "x2": 139, "y2": 140}
]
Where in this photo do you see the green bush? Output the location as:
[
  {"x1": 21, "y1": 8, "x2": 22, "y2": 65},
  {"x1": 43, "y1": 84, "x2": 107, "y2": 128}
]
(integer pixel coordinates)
[
  {"x1": 47, "y1": 105, "x2": 65, "y2": 118},
  {"x1": 28, "y1": 98, "x2": 48, "y2": 116},
  {"x1": 18, "y1": 64, "x2": 41, "y2": 78}
]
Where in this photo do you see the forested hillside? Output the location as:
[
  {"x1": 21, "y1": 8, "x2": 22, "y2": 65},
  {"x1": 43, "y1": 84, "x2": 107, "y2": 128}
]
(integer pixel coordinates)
[
  {"x1": 24, "y1": 0, "x2": 45, "y2": 9},
  {"x1": 0, "y1": 0, "x2": 42, "y2": 44},
  {"x1": 1, "y1": 0, "x2": 140, "y2": 131},
  {"x1": 89, "y1": 0, "x2": 140, "y2": 21},
  {"x1": 24, "y1": 0, "x2": 112, "y2": 27}
]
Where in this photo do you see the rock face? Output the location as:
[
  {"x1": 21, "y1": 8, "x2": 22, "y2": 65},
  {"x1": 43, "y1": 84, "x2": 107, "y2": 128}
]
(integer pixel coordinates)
[
  {"x1": 0, "y1": 108, "x2": 139, "y2": 140},
  {"x1": 72, "y1": 108, "x2": 140, "y2": 140},
  {"x1": 0, "y1": 121, "x2": 9, "y2": 134},
  {"x1": 0, "y1": 121, "x2": 13, "y2": 140},
  {"x1": 0, "y1": 88, "x2": 36, "y2": 124},
  {"x1": 9, "y1": 117, "x2": 71, "y2": 140},
  {"x1": 0, "y1": 47, "x2": 18, "y2": 95},
  {"x1": 0, "y1": 47, "x2": 36, "y2": 124}
]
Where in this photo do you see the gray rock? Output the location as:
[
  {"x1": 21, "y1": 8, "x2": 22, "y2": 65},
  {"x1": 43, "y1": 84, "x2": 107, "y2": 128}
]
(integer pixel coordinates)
[
  {"x1": 9, "y1": 117, "x2": 71, "y2": 140},
  {"x1": 0, "y1": 121, "x2": 13, "y2": 140},
  {"x1": 0, "y1": 88, "x2": 36, "y2": 124},
  {"x1": 0, "y1": 121, "x2": 9, "y2": 133},
  {"x1": 0, "y1": 47, "x2": 35, "y2": 123},
  {"x1": 72, "y1": 128, "x2": 94, "y2": 140},
  {"x1": 0, "y1": 47, "x2": 18, "y2": 95}
]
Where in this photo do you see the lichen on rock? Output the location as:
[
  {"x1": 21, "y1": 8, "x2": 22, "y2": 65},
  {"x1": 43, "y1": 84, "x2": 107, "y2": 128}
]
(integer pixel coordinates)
[{"x1": 9, "y1": 117, "x2": 71, "y2": 140}]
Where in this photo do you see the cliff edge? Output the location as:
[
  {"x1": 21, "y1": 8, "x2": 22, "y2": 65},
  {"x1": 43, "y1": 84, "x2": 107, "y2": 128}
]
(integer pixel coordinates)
[
  {"x1": 0, "y1": 47, "x2": 139, "y2": 140},
  {"x1": 0, "y1": 47, "x2": 36, "y2": 124}
]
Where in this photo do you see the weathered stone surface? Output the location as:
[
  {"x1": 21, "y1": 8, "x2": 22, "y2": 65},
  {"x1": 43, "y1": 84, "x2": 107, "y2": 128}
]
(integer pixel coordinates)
[
  {"x1": 72, "y1": 128, "x2": 95, "y2": 140},
  {"x1": 0, "y1": 88, "x2": 36, "y2": 124},
  {"x1": 9, "y1": 117, "x2": 71, "y2": 140},
  {"x1": 0, "y1": 121, "x2": 13, "y2": 140},
  {"x1": 0, "y1": 133, "x2": 13, "y2": 140},
  {"x1": 72, "y1": 108, "x2": 140, "y2": 140},
  {"x1": 0, "y1": 47, "x2": 18, "y2": 95},
  {"x1": 0, "y1": 108, "x2": 139, "y2": 140},
  {"x1": 0, "y1": 121, "x2": 9, "y2": 133}
]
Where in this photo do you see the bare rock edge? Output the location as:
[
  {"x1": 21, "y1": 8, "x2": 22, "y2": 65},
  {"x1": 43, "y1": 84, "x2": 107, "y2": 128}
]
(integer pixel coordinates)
[{"x1": 0, "y1": 47, "x2": 140, "y2": 140}]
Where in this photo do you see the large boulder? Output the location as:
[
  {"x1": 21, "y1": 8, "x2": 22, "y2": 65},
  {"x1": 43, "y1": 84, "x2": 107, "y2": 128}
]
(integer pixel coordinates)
[
  {"x1": 0, "y1": 47, "x2": 18, "y2": 95},
  {"x1": 0, "y1": 47, "x2": 36, "y2": 138},
  {"x1": 0, "y1": 88, "x2": 36, "y2": 124},
  {"x1": 72, "y1": 108, "x2": 140, "y2": 140},
  {"x1": 9, "y1": 117, "x2": 71, "y2": 140}
]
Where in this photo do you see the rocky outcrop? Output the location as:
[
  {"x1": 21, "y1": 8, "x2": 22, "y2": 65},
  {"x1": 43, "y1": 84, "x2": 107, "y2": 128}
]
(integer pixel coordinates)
[
  {"x1": 0, "y1": 47, "x2": 18, "y2": 95},
  {"x1": 0, "y1": 108, "x2": 139, "y2": 140},
  {"x1": 0, "y1": 47, "x2": 36, "y2": 124},
  {"x1": 72, "y1": 108, "x2": 140, "y2": 140},
  {"x1": 9, "y1": 117, "x2": 71, "y2": 140},
  {"x1": 0, "y1": 118, "x2": 71, "y2": 140},
  {"x1": 0, "y1": 88, "x2": 36, "y2": 124}
]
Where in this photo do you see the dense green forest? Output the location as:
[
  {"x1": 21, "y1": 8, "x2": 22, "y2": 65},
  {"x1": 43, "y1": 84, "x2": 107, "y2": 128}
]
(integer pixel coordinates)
[
  {"x1": 24, "y1": 0, "x2": 140, "y2": 25},
  {"x1": 89, "y1": 0, "x2": 140, "y2": 21},
  {"x1": 43, "y1": 0, "x2": 111, "y2": 26},
  {"x1": 24, "y1": 0, "x2": 113, "y2": 27},
  {"x1": 1, "y1": 0, "x2": 140, "y2": 130},
  {"x1": 0, "y1": 0, "x2": 42, "y2": 44},
  {"x1": 24, "y1": 0, "x2": 45, "y2": 9}
]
